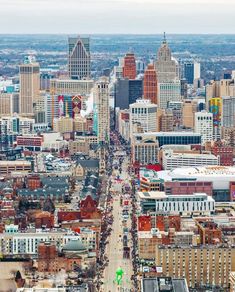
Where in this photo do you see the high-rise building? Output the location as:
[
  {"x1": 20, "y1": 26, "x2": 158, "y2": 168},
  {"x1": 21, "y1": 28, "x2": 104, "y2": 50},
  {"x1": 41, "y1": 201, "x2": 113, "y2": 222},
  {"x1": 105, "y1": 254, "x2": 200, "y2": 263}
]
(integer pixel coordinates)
[
  {"x1": 209, "y1": 97, "x2": 222, "y2": 140},
  {"x1": 159, "y1": 109, "x2": 174, "y2": 132},
  {"x1": 114, "y1": 78, "x2": 143, "y2": 110},
  {"x1": 221, "y1": 96, "x2": 235, "y2": 127},
  {"x1": 94, "y1": 77, "x2": 110, "y2": 144},
  {"x1": 122, "y1": 53, "x2": 136, "y2": 79},
  {"x1": 129, "y1": 99, "x2": 158, "y2": 137},
  {"x1": 155, "y1": 33, "x2": 179, "y2": 83},
  {"x1": 0, "y1": 93, "x2": 12, "y2": 117},
  {"x1": 19, "y1": 56, "x2": 40, "y2": 116},
  {"x1": 182, "y1": 99, "x2": 198, "y2": 128},
  {"x1": 194, "y1": 111, "x2": 213, "y2": 144},
  {"x1": 157, "y1": 80, "x2": 181, "y2": 109},
  {"x1": 68, "y1": 37, "x2": 91, "y2": 80},
  {"x1": 143, "y1": 64, "x2": 158, "y2": 104},
  {"x1": 184, "y1": 62, "x2": 200, "y2": 84}
]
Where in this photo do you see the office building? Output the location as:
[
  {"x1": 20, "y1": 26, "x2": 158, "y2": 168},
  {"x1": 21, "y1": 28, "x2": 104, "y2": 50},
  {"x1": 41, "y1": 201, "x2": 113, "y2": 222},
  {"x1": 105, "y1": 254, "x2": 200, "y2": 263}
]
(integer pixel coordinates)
[
  {"x1": 194, "y1": 111, "x2": 213, "y2": 144},
  {"x1": 137, "y1": 191, "x2": 215, "y2": 215},
  {"x1": 182, "y1": 99, "x2": 198, "y2": 128},
  {"x1": 162, "y1": 150, "x2": 219, "y2": 170},
  {"x1": 221, "y1": 126, "x2": 235, "y2": 147},
  {"x1": 68, "y1": 36, "x2": 91, "y2": 80},
  {"x1": 0, "y1": 93, "x2": 12, "y2": 116},
  {"x1": 143, "y1": 64, "x2": 158, "y2": 104},
  {"x1": 222, "y1": 96, "x2": 235, "y2": 127},
  {"x1": 184, "y1": 62, "x2": 200, "y2": 84},
  {"x1": 0, "y1": 160, "x2": 32, "y2": 175},
  {"x1": 53, "y1": 116, "x2": 73, "y2": 133},
  {"x1": 123, "y1": 52, "x2": 136, "y2": 79},
  {"x1": 131, "y1": 134, "x2": 159, "y2": 165},
  {"x1": 180, "y1": 79, "x2": 188, "y2": 98},
  {"x1": 129, "y1": 99, "x2": 158, "y2": 136},
  {"x1": 168, "y1": 101, "x2": 183, "y2": 126},
  {"x1": 159, "y1": 109, "x2": 174, "y2": 132},
  {"x1": 115, "y1": 78, "x2": 143, "y2": 110},
  {"x1": 50, "y1": 78, "x2": 94, "y2": 96},
  {"x1": 136, "y1": 59, "x2": 145, "y2": 74},
  {"x1": 94, "y1": 77, "x2": 110, "y2": 144},
  {"x1": 157, "y1": 80, "x2": 181, "y2": 109},
  {"x1": 132, "y1": 132, "x2": 201, "y2": 148},
  {"x1": 156, "y1": 244, "x2": 235, "y2": 289},
  {"x1": 155, "y1": 34, "x2": 179, "y2": 83},
  {"x1": 19, "y1": 56, "x2": 40, "y2": 116},
  {"x1": 157, "y1": 166, "x2": 235, "y2": 202}
]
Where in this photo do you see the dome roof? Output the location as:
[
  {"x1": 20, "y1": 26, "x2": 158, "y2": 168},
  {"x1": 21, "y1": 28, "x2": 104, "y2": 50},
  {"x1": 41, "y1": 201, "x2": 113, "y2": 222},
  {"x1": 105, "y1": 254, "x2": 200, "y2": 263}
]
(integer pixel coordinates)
[{"x1": 63, "y1": 239, "x2": 87, "y2": 252}]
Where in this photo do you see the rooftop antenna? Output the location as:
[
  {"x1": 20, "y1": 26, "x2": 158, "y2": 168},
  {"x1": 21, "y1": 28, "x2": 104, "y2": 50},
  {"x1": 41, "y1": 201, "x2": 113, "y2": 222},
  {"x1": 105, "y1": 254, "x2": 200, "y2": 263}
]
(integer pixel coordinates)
[{"x1": 163, "y1": 32, "x2": 167, "y2": 44}]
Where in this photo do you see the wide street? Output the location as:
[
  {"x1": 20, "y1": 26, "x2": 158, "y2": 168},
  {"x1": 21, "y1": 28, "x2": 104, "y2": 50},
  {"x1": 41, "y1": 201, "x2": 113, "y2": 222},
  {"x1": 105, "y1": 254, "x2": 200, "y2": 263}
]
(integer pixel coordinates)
[{"x1": 101, "y1": 150, "x2": 134, "y2": 292}]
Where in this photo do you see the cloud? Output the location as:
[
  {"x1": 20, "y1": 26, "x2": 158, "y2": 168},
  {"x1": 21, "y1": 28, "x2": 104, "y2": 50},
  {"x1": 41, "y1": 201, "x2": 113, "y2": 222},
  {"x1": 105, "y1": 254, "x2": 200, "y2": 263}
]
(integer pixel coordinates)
[{"x1": 0, "y1": 0, "x2": 234, "y2": 33}]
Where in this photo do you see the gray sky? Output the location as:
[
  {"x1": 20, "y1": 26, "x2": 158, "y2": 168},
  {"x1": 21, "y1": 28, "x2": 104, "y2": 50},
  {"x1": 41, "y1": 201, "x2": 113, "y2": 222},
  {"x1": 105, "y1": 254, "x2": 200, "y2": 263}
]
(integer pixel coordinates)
[{"x1": 0, "y1": 0, "x2": 234, "y2": 34}]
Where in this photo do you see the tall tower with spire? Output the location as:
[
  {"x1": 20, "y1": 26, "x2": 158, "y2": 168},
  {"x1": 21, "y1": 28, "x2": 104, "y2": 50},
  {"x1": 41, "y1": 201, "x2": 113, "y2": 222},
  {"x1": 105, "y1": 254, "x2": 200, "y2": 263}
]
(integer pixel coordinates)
[{"x1": 155, "y1": 33, "x2": 179, "y2": 83}]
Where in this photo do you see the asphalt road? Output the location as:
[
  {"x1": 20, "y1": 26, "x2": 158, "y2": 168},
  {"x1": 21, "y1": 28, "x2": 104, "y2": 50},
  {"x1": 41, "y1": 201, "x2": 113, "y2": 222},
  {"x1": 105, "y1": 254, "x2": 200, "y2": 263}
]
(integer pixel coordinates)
[{"x1": 102, "y1": 155, "x2": 134, "y2": 292}]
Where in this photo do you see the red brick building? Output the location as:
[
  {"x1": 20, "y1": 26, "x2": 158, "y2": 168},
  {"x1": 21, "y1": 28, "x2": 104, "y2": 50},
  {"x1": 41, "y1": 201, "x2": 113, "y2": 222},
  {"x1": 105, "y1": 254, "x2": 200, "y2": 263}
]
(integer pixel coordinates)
[
  {"x1": 143, "y1": 64, "x2": 158, "y2": 104},
  {"x1": 138, "y1": 215, "x2": 181, "y2": 232},
  {"x1": 196, "y1": 219, "x2": 222, "y2": 245},
  {"x1": 211, "y1": 143, "x2": 233, "y2": 166},
  {"x1": 27, "y1": 175, "x2": 41, "y2": 190},
  {"x1": 123, "y1": 53, "x2": 136, "y2": 79}
]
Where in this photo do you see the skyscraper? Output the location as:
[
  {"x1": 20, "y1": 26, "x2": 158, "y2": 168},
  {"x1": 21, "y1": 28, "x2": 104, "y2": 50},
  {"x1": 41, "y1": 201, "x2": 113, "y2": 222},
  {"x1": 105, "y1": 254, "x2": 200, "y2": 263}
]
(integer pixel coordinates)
[
  {"x1": 143, "y1": 64, "x2": 158, "y2": 104},
  {"x1": 19, "y1": 56, "x2": 40, "y2": 116},
  {"x1": 94, "y1": 77, "x2": 110, "y2": 144},
  {"x1": 157, "y1": 80, "x2": 181, "y2": 109},
  {"x1": 68, "y1": 36, "x2": 91, "y2": 80},
  {"x1": 184, "y1": 61, "x2": 200, "y2": 84},
  {"x1": 123, "y1": 53, "x2": 136, "y2": 79},
  {"x1": 221, "y1": 96, "x2": 235, "y2": 127},
  {"x1": 155, "y1": 33, "x2": 179, "y2": 83},
  {"x1": 114, "y1": 78, "x2": 143, "y2": 110},
  {"x1": 129, "y1": 99, "x2": 158, "y2": 137},
  {"x1": 194, "y1": 111, "x2": 213, "y2": 145}
]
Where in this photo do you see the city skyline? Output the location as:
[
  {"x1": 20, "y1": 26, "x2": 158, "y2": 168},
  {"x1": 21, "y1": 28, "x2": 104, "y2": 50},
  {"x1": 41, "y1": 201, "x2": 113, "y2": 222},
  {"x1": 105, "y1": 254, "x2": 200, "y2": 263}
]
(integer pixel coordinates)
[{"x1": 0, "y1": 0, "x2": 234, "y2": 34}]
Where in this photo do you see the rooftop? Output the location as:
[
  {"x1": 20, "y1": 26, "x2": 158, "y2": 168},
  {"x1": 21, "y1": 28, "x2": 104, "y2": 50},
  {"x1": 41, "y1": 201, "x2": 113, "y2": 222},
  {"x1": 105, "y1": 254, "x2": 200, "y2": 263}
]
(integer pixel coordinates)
[{"x1": 141, "y1": 277, "x2": 189, "y2": 292}]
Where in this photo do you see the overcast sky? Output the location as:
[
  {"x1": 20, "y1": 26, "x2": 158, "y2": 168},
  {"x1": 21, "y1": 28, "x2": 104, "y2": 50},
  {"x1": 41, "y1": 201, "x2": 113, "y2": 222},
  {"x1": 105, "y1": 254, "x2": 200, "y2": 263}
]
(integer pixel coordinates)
[{"x1": 0, "y1": 0, "x2": 234, "y2": 34}]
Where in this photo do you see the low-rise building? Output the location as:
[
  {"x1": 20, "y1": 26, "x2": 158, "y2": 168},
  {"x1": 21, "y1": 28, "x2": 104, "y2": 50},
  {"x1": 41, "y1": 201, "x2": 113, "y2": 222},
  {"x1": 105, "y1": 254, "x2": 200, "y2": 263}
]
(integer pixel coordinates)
[
  {"x1": 162, "y1": 150, "x2": 219, "y2": 170},
  {"x1": 0, "y1": 160, "x2": 32, "y2": 176},
  {"x1": 137, "y1": 191, "x2": 215, "y2": 215}
]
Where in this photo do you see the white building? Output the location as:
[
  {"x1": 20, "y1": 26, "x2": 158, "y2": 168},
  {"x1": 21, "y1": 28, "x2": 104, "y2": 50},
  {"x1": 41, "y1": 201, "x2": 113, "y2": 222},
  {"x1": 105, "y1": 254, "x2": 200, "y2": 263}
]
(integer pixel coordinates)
[
  {"x1": 157, "y1": 166, "x2": 235, "y2": 191},
  {"x1": 162, "y1": 150, "x2": 219, "y2": 170},
  {"x1": 0, "y1": 228, "x2": 95, "y2": 256},
  {"x1": 157, "y1": 80, "x2": 181, "y2": 109},
  {"x1": 194, "y1": 111, "x2": 213, "y2": 144},
  {"x1": 137, "y1": 191, "x2": 215, "y2": 215},
  {"x1": 129, "y1": 99, "x2": 158, "y2": 137}
]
